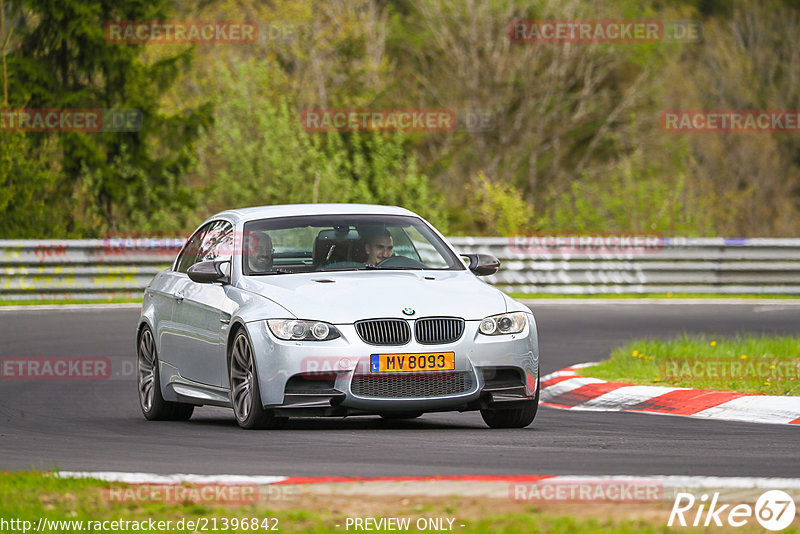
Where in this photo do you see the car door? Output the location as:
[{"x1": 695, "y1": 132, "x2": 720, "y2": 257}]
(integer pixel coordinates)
[
  {"x1": 157, "y1": 222, "x2": 213, "y2": 370},
  {"x1": 170, "y1": 220, "x2": 234, "y2": 387}
]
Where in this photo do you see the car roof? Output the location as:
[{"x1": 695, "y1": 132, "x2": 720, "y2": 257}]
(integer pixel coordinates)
[{"x1": 209, "y1": 203, "x2": 420, "y2": 224}]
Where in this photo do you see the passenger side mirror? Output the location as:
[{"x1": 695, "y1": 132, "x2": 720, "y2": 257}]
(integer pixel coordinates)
[
  {"x1": 187, "y1": 260, "x2": 231, "y2": 284},
  {"x1": 460, "y1": 253, "x2": 500, "y2": 276}
]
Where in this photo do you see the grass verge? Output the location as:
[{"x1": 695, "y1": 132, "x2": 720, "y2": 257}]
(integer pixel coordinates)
[
  {"x1": 0, "y1": 472, "x2": 715, "y2": 533},
  {"x1": 578, "y1": 334, "x2": 800, "y2": 396}
]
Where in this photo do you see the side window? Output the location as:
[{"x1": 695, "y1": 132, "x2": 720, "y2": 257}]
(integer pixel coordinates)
[
  {"x1": 196, "y1": 220, "x2": 234, "y2": 263},
  {"x1": 175, "y1": 223, "x2": 212, "y2": 273},
  {"x1": 174, "y1": 220, "x2": 233, "y2": 273}
]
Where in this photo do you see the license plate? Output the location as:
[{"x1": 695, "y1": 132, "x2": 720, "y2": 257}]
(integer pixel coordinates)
[{"x1": 370, "y1": 352, "x2": 455, "y2": 373}]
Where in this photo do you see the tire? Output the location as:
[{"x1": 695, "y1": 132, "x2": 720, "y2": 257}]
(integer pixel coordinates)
[
  {"x1": 229, "y1": 329, "x2": 287, "y2": 430},
  {"x1": 379, "y1": 411, "x2": 423, "y2": 420},
  {"x1": 137, "y1": 325, "x2": 194, "y2": 421},
  {"x1": 480, "y1": 373, "x2": 539, "y2": 429}
]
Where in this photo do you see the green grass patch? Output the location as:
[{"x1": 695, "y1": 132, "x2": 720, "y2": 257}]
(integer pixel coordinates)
[
  {"x1": 579, "y1": 334, "x2": 800, "y2": 396},
  {"x1": 0, "y1": 472, "x2": 319, "y2": 533},
  {"x1": 0, "y1": 471, "x2": 710, "y2": 533}
]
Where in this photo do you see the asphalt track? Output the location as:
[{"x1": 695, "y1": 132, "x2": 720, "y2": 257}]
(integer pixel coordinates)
[{"x1": 1, "y1": 302, "x2": 798, "y2": 477}]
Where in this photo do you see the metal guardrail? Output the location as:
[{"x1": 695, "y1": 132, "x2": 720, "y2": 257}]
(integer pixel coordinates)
[
  {"x1": 2, "y1": 237, "x2": 800, "y2": 299},
  {"x1": 0, "y1": 239, "x2": 182, "y2": 300},
  {"x1": 452, "y1": 237, "x2": 800, "y2": 295}
]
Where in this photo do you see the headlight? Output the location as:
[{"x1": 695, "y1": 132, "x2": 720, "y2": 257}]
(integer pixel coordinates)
[
  {"x1": 478, "y1": 312, "x2": 526, "y2": 335},
  {"x1": 266, "y1": 319, "x2": 340, "y2": 341}
]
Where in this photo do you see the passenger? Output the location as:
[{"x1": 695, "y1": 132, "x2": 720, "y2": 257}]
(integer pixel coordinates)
[{"x1": 246, "y1": 232, "x2": 273, "y2": 273}]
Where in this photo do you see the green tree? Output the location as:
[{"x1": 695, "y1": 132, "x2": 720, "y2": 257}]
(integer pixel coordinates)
[
  {"x1": 0, "y1": 131, "x2": 66, "y2": 236},
  {"x1": 4, "y1": 0, "x2": 211, "y2": 236},
  {"x1": 193, "y1": 58, "x2": 447, "y2": 229}
]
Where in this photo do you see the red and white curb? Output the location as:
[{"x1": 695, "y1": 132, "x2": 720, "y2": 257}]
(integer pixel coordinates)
[
  {"x1": 53, "y1": 472, "x2": 553, "y2": 485},
  {"x1": 541, "y1": 363, "x2": 800, "y2": 425},
  {"x1": 50, "y1": 472, "x2": 800, "y2": 502},
  {"x1": 54, "y1": 471, "x2": 800, "y2": 488}
]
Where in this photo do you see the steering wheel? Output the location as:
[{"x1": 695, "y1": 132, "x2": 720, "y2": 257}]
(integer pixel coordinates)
[{"x1": 375, "y1": 255, "x2": 427, "y2": 269}]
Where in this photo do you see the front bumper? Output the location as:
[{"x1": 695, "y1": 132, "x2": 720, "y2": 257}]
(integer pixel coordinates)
[{"x1": 245, "y1": 314, "x2": 539, "y2": 416}]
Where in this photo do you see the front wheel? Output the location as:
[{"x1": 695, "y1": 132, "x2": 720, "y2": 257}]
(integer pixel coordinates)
[
  {"x1": 480, "y1": 373, "x2": 539, "y2": 429},
  {"x1": 229, "y1": 329, "x2": 287, "y2": 430},
  {"x1": 137, "y1": 326, "x2": 194, "y2": 421}
]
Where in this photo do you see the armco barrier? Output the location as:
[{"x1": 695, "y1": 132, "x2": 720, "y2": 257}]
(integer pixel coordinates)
[
  {"x1": 451, "y1": 237, "x2": 800, "y2": 295},
  {"x1": 2, "y1": 237, "x2": 800, "y2": 300},
  {"x1": 0, "y1": 239, "x2": 182, "y2": 301}
]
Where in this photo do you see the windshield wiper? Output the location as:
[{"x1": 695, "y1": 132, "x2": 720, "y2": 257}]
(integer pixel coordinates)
[
  {"x1": 316, "y1": 267, "x2": 367, "y2": 272},
  {"x1": 251, "y1": 268, "x2": 294, "y2": 275},
  {"x1": 316, "y1": 265, "x2": 425, "y2": 272},
  {"x1": 367, "y1": 265, "x2": 424, "y2": 270}
]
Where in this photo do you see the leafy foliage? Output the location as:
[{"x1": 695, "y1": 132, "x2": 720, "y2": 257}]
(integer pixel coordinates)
[
  {"x1": 192, "y1": 58, "x2": 447, "y2": 229},
  {"x1": 2, "y1": 0, "x2": 210, "y2": 237},
  {"x1": 0, "y1": 131, "x2": 66, "y2": 236},
  {"x1": 2, "y1": 0, "x2": 800, "y2": 237}
]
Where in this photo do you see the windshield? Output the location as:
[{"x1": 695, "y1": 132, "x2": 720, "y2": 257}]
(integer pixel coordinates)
[{"x1": 242, "y1": 214, "x2": 464, "y2": 275}]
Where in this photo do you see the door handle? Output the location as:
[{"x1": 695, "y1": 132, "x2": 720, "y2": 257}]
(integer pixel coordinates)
[
  {"x1": 220, "y1": 317, "x2": 230, "y2": 324},
  {"x1": 175, "y1": 291, "x2": 185, "y2": 303}
]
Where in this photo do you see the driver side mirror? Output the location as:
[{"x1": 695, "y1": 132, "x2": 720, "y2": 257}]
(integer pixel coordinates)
[
  {"x1": 187, "y1": 260, "x2": 231, "y2": 284},
  {"x1": 461, "y1": 253, "x2": 500, "y2": 276}
]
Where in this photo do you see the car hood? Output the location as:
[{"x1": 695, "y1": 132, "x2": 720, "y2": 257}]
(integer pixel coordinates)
[{"x1": 237, "y1": 270, "x2": 508, "y2": 323}]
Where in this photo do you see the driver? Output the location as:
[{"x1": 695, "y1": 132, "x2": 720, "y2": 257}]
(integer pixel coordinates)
[
  {"x1": 246, "y1": 232, "x2": 273, "y2": 273},
  {"x1": 364, "y1": 229, "x2": 394, "y2": 266}
]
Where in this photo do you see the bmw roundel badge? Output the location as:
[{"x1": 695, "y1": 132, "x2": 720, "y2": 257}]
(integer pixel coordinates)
[{"x1": 402, "y1": 307, "x2": 415, "y2": 316}]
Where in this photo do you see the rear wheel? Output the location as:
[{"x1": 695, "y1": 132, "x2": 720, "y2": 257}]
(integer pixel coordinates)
[
  {"x1": 229, "y1": 329, "x2": 287, "y2": 430},
  {"x1": 137, "y1": 326, "x2": 194, "y2": 421},
  {"x1": 480, "y1": 373, "x2": 539, "y2": 429}
]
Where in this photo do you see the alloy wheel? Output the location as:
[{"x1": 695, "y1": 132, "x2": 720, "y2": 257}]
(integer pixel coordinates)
[
  {"x1": 137, "y1": 328, "x2": 157, "y2": 412},
  {"x1": 230, "y1": 334, "x2": 255, "y2": 421}
]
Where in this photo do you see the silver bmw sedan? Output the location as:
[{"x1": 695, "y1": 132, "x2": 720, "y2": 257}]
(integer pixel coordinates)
[{"x1": 136, "y1": 204, "x2": 540, "y2": 429}]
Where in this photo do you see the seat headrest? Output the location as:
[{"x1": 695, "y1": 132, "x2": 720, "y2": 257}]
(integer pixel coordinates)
[{"x1": 313, "y1": 229, "x2": 360, "y2": 264}]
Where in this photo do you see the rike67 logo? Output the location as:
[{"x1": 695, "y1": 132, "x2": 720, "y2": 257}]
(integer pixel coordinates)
[{"x1": 668, "y1": 490, "x2": 796, "y2": 531}]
